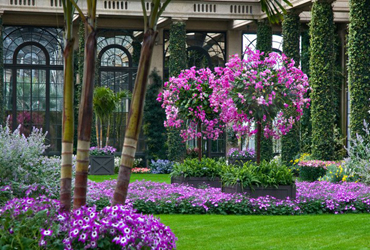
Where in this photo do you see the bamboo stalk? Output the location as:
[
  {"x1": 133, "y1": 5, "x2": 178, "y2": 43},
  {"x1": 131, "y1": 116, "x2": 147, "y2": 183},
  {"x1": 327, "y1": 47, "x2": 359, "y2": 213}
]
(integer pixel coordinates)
[
  {"x1": 60, "y1": 0, "x2": 74, "y2": 212},
  {"x1": 112, "y1": 28, "x2": 157, "y2": 205},
  {"x1": 105, "y1": 119, "x2": 110, "y2": 147},
  {"x1": 99, "y1": 118, "x2": 103, "y2": 148},
  {"x1": 73, "y1": 24, "x2": 97, "y2": 209},
  {"x1": 95, "y1": 117, "x2": 100, "y2": 148}
]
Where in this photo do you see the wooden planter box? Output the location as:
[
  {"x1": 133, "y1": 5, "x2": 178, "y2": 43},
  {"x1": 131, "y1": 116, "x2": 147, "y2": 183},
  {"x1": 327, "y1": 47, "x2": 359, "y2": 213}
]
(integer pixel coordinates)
[
  {"x1": 171, "y1": 176, "x2": 222, "y2": 188},
  {"x1": 222, "y1": 184, "x2": 296, "y2": 200},
  {"x1": 90, "y1": 155, "x2": 115, "y2": 175}
]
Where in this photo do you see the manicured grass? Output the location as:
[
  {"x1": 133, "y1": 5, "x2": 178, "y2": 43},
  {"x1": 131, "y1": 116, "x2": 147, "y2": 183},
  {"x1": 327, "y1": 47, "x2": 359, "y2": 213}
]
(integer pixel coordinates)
[
  {"x1": 158, "y1": 214, "x2": 370, "y2": 250},
  {"x1": 88, "y1": 173, "x2": 171, "y2": 183}
]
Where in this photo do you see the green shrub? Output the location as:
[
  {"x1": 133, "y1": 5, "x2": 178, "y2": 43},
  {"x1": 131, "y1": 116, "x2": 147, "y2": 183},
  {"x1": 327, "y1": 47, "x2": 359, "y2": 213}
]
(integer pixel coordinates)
[
  {"x1": 0, "y1": 122, "x2": 61, "y2": 198},
  {"x1": 171, "y1": 158, "x2": 225, "y2": 178},
  {"x1": 299, "y1": 166, "x2": 326, "y2": 182},
  {"x1": 143, "y1": 70, "x2": 167, "y2": 161},
  {"x1": 319, "y1": 164, "x2": 359, "y2": 183},
  {"x1": 344, "y1": 121, "x2": 370, "y2": 184},
  {"x1": 221, "y1": 161, "x2": 294, "y2": 189}
]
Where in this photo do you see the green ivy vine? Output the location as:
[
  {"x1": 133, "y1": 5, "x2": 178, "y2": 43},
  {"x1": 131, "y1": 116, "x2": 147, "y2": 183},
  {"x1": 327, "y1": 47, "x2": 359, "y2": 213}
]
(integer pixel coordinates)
[
  {"x1": 143, "y1": 70, "x2": 167, "y2": 160},
  {"x1": 281, "y1": 11, "x2": 301, "y2": 164},
  {"x1": 256, "y1": 20, "x2": 272, "y2": 55},
  {"x1": 167, "y1": 21, "x2": 187, "y2": 161},
  {"x1": 309, "y1": 0, "x2": 336, "y2": 160},
  {"x1": 348, "y1": 0, "x2": 370, "y2": 139},
  {"x1": 169, "y1": 21, "x2": 187, "y2": 77},
  {"x1": 300, "y1": 30, "x2": 312, "y2": 154},
  {"x1": 132, "y1": 40, "x2": 142, "y2": 67},
  {"x1": 256, "y1": 20, "x2": 273, "y2": 162}
]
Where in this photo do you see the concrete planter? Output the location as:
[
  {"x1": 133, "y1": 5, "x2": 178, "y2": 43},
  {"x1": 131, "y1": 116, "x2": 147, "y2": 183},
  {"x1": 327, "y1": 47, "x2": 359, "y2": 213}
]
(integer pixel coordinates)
[
  {"x1": 222, "y1": 184, "x2": 296, "y2": 200},
  {"x1": 90, "y1": 155, "x2": 115, "y2": 175},
  {"x1": 171, "y1": 176, "x2": 222, "y2": 188}
]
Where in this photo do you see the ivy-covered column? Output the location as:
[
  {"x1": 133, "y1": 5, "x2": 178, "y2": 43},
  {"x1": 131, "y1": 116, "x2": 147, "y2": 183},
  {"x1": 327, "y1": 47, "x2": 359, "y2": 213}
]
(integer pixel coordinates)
[
  {"x1": 310, "y1": 0, "x2": 336, "y2": 160},
  {"x1": 256, "y1": 20, "x2": 273, "y2": 162},
  {"x1": 132, "y1": 40, "x2": 142, "y2": 68},
  {"x1": 300, "y1": 29, "x2": 312, "y2": 154},
  {"x1": 281, "y1": 11, "x2": 301, "y2": 164},
  {"x1": 348, "y1": 0, "x2": 370, "y2": 139},
  {"x1": 0, "y1": 16, "x2": 4, "y2": 125},
  {"x1": 166, "y1": 19, "x2": 187, "y2": 161}
]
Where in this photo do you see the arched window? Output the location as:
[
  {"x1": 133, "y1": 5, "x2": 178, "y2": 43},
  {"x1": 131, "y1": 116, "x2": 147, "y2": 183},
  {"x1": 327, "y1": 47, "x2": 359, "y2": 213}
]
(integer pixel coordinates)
[
  {"x1": 97, "y1": 30, "x2": 143, "y2": 154},
  {"x1": 3, "y1": 27, "x2": 64, "y2": 154},
  {"x1": 164, "y1": 31, "x2": 226, "y2": 79},
  {"x1": 242, "y1": 33, "x2": 283, "y2": 55}
]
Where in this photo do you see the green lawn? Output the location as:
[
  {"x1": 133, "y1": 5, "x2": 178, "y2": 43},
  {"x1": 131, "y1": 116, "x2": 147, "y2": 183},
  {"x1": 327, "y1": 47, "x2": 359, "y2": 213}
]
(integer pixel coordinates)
[
  {"x1": 158, "y1": 214, "x2": 370, "y2": 250},
  {"x1": 88, "y1": 173, "x2": 171, "y2": 183}
]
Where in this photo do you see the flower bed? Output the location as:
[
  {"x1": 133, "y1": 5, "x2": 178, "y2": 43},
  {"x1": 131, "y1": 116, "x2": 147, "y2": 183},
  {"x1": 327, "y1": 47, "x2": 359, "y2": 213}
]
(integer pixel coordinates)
[
  {"x1": 86, "y1": 180, "x2": 370, "y2": 215},
  {"x1": 0, "y1": 196, "x2": 177, "y2": 249}
]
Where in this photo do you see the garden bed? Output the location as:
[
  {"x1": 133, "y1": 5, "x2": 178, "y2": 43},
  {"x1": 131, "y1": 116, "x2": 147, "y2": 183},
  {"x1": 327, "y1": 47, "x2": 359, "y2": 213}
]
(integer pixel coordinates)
[
  {"x1": 222, "y1": 184, "x2": 296, "y2": 200},
  {"x1": 171, "y1": 176, "x2": 222, "y2": 188}
]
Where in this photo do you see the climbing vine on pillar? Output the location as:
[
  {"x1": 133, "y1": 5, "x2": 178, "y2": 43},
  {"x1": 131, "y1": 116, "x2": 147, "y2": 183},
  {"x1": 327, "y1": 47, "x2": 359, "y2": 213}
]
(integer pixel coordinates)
[
  {"x1": 309, "y1": 0, "x2": 336, "y2": 160},
  {"x1": 281, "y1": 11, "x2": 301, "y2": 164},
  {"x1": 348, "y1": 0, "x2": 370, "y2": 140},
  {"x1": 300, "y1": 30, "x2": 312, "y2": 154},
  {"x1": 256, "y1": 20, "x2": 273, "y2": 162},
  {"x1": 167, "y1": 21, "x2": 187, "y2": 161}
]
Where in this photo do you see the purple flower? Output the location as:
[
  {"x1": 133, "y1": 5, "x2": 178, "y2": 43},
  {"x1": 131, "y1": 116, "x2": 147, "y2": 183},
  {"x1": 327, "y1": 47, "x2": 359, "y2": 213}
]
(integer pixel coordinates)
[{"x1": 40, "y1": 229, "x2": 53, "y2": 237}]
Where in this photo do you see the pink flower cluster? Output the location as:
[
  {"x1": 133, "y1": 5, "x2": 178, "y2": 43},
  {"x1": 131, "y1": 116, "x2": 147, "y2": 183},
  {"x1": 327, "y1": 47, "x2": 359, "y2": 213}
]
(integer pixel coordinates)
[
  {"x1": 157, "y1": 67, "x2": 223, "y2": 141},
  {"x1": 158, "y1": 49, "x2": 311, "y2": 141},
  {"x1": 211, "y1": 49, "x2": 311, "y2": 139},
  {"x1": 298, "y1": 160, "x2": 342, "y2": 169},
  {"x1": 132, "y1": 167, "x2": 151, "y2": 173}
]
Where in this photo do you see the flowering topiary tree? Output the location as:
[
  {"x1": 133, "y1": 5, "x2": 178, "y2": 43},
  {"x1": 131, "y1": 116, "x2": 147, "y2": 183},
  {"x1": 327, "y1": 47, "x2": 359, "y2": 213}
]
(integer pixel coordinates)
[
  {"x1": 157, "y1": 67, "x2": 224, "y2": 160},
  {"x1": 211, "y1": 49, "x2": 310, "y2": 164}
]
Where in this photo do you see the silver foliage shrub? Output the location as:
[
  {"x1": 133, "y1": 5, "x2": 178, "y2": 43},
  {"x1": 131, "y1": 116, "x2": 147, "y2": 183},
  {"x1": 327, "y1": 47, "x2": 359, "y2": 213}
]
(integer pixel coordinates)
[
  {"x1": 0, "y1": 121, "x2": 61, "y2": 197},
  {"x1": 344, "y1": 120, "x2": 370, "y2": 184}
]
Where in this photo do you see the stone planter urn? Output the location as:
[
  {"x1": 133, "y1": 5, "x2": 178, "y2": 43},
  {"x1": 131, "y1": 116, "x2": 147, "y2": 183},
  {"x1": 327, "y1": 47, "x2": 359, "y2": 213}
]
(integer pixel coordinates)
[{"x1": 90, "y1": 155, "x2": 115, "y2": 175}]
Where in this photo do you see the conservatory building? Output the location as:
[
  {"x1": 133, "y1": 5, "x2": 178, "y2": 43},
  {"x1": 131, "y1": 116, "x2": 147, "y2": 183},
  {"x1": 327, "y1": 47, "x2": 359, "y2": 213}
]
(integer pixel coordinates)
[{"x1": 0, "y1": 0, "x2": 365, "y2": 161}]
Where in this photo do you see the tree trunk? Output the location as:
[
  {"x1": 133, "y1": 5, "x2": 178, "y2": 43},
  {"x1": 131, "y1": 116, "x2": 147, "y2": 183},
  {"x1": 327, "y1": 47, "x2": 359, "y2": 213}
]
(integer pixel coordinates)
[
  {"x1": 95, "y1": 118, "x2": 100, "y2": 148},
  {"x1": 105, "y1": 119, "x2": 110, "y2": 147},
  {"x1": 256, "y1": 122, "x2": 262, "y2": 165},
  {"x1": 60, "y1": 4, "x2": 74, "y2": 211},
  {"x1": 197, "y1": 122, "x2": 202, "y2": 161},
  {"x1": 99, "y1": 118, "x2": 103, "y2": 148},
  {"x1": 73, "y1": 24, "x2": 97, "y2": 209},
  {"x1": 112, "y1": 29, "x2": 157, "y2": 206}
]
